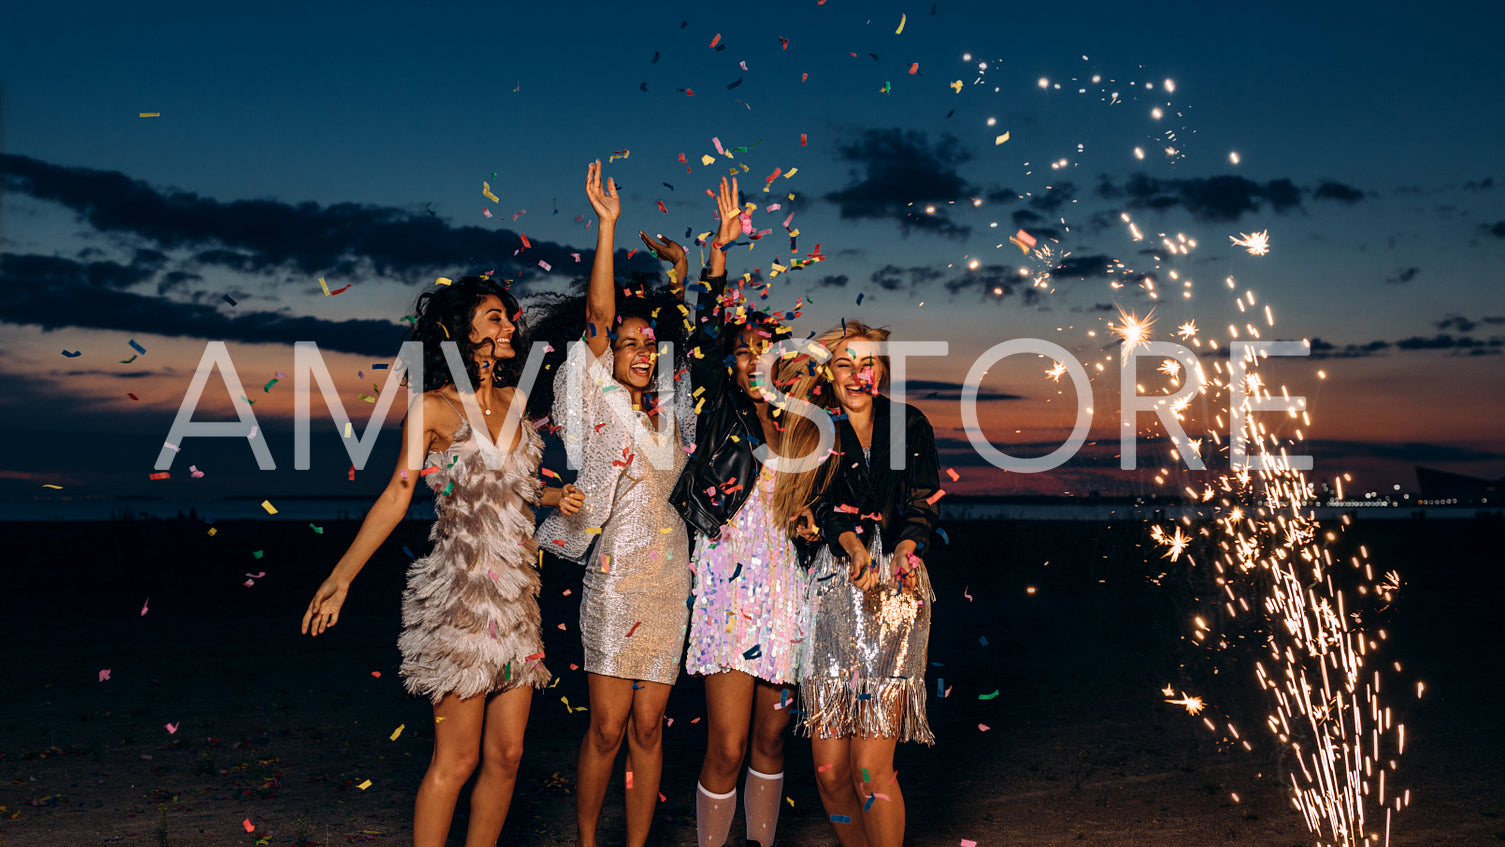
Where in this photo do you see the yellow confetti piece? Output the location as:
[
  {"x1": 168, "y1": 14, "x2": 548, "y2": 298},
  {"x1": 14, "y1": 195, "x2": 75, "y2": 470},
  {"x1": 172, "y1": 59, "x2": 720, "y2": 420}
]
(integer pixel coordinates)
[
  {"x1": 139, "y1": 112, "x2": 160, "y2": 118},
  {"x1": 895, "y1": 12, "x2": 906, "y2": 33},
  {"x1": 207, "y1": 527, "x2": 217, "y2": 537},
  {"x1": 659, "y1": 527, "x2": 673, "y2": 534},
  {"x1": 434, "y1": 716, "x2": 446, "y2": 723},
  {"x1": 260, "y1": 500, "x2": 278, "y2": 515},
  {"x1": 585, "y1": 527, "x2": 603, "y2": 534},
  {"x1": 435, "y1": 277, "x2": 453, "y2": 286},
  {"x1": 42, "y1": 484, "x2": 63, "y2": 489},
  {"x1": 951, "y1": 80, "x2": 963, "y2": 93},
  {"x1": 389, "y1": 724, "x2": 405, "y2": 741},
  {"x1": 318, "y1": 277, "x2": 331, "y2": 295},
  {"x1": 357, "y1": 779, "x2": 372, "y2": 790},
  {"x1": 482, "y1": 181, "x2": 499, "y2": 203},
  {"x1": 701, "y1": 154, "x2": 716, "y2": 166},
  {"x1": 343, "y1": 422, "x2": 354, "y2": 438},
  {"x1": 995, "y1": 132, "x2": 1010, "y2": 145},
  {"x1": 784, "y1": 167, "x2": 798, "y2": 178}
]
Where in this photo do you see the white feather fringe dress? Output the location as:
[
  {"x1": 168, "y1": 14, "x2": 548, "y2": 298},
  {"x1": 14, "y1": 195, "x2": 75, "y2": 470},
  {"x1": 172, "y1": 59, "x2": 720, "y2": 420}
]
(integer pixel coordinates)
[{"x1": 397, "y1": 412, "x2": 551, "y2": 702}]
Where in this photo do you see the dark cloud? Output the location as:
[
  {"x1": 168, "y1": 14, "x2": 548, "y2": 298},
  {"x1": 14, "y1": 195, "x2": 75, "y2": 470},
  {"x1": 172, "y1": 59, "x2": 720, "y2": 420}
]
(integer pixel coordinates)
[
  {"x1": 1433, "y1": 316, "x2": 1505, "y2": 333},
  {"x1": 0, "y1": 252, "x2": 406, "y2": 356},
  {"x1": 869, "y1": 264, "x2": 943, "y2": 291},
  {"x1": 939, "y1": 264, "x2": 1041, "y2": 306},
  {"x1": 0, "y1": 153, "x2": 649, "y2": 282},
  {"x1": 1393, "y1": 334, "x2": 1504, "y2": 352},
  {"x1": 1487, "y1": 221, "x2": 1505, "y2": 238},
  {"x1": 1028, "y1": 181, "x2": 1077, "y2": 213},
  {"x1": 1010, "y1": 209, "x2": 1062, "y2": 241},
  {"x1": 1385, "y1": 266, "x2": 1420, "y2": 284},
  {"x1": 823, "y1": 129, "x2": 975, "y2": 238},
  {"x1": 1309, "y1": 337, "x2": 1391, "y2": 359},
  {"x1": 1313, "y1": 180, "x2": 1365, "y2": 203},
  {"x1": 901, "y1": 379, "x2": 1023, "y2": 402},
  {"x1": 812, "y1": 274, "x2": 850, "y2": 288},
  {"x1": 1463, "y1": 177, "x2": 1495, "y2": 190},
  {"x1": 1051, "y1": 254, "x2": 1118, "y2": 279},
  {"x1": 1095, "y1": 173, "x2": 1303, "y2": 222}
]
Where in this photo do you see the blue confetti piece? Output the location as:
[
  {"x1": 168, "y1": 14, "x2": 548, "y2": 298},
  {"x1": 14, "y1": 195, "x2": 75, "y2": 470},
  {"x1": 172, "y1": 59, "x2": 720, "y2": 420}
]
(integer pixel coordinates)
[
  {"x1": 402, "y1": 546, "x2": 415, "y2": 559},
  {"x1": 930, "y1": 661, "x2": 945, "y2": 667},
  {"x1": 61, "y1": 350, "x2": 82, "y2": 358},
  {"x1": 863, "y1": 794, "x2": 877, "y2": 811},
  {"x1": 742, "y1": 644, "x2": 762, "y2": 660},
  {"x1": 128, "y1": 339, "x2": 146, "y2": 354},
  {"x1": 979, "y1": 636, "x2": 989, "y2": 647},
  {"x1": 222, "y1": 294, "x2": 237, "y2": 306},
  {"x1": 830, "y1": 815, "x2": 852, "y2": 824},
  {"x1": 937, "y1": 678, "x2": 944, "y2": 697},
  {"x1": 856, "y1": 693, "x2": 871, "y2": 701},
  {"x1": 936, "y1": 527, "x2": 950, "y2": 545},
  {"x1": 856, "y1": 292, "x2": 864, "y2": 305},
  {"x1": 372, "y1": 363, "x2": 389, "y2": 369},
  {"x1": 728, "y1": 562, "x2": 743, "y2": 581}
]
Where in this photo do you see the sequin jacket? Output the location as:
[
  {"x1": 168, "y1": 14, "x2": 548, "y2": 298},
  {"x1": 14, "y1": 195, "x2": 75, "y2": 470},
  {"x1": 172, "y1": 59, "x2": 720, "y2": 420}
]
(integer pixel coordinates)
[
  {"x1": 813, "y1": 395, "x2": 942, "y2": 554},
  {"x1": 670, "y1": 269, "x2": 764, "y2": 539}
]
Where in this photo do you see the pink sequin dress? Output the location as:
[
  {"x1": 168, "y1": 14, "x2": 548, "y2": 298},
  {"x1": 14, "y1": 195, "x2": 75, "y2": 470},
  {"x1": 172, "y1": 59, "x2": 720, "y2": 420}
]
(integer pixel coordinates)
[{"x1": 684, "y1": 456, "x2": 810, "y2": 684}]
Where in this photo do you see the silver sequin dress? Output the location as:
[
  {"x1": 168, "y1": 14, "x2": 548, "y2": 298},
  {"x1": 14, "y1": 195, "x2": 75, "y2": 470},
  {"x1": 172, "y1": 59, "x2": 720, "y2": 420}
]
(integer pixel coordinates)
[
  {"x1": 397, "y1": 407, "x2": 550, "y2": 702},
  {"x1": 801, "y1": 448, "x2": 936, "y2": 744},
  {"x1": 537, "y1": 341, "x2": 694, "y2": 685}
]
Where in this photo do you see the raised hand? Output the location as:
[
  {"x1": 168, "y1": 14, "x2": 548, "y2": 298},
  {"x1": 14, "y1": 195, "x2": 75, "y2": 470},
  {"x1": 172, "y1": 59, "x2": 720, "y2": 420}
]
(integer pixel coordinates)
[
  {"x1": 585, "y1": 160, "x2": 620, "y2": 224},
  {"x1": 792, "y1": 507, "x2": 820, "y2": 542},
  {"x1": 638, "y1": 232, "x2": 686, "y2": 266},
  {"x1": 714, "y1": 176, "x2": 743, "y2": 246}
]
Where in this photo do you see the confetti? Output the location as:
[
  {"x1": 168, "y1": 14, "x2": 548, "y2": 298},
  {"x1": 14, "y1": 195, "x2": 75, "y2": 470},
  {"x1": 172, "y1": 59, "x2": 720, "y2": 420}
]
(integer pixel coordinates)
[
  {"x1": 61, "y1": 349, "x2": 81, "y2": 357},
  {"x1": 978, "y1": 723, "x2": 991, "y2": 732},
  {"x1": 483, "y1": 181, "x2": 499, "y2": 203},
  {"x1": 995, "y1": 132, "x2": 1010, "y2": 145},
  {"x1": 896, "y1": 12, "x2": 907, "y2": 33},
  {"x1": 99, "y1": 669, "x2": 111, "y2": 682},
  {"x1": 390, "y1": 724, "x2": 405, "y2": 741},
  {"x1": 149, "y1": 472, "x2": 170, "y2": 480},
  {"x1": 626, "y1": 621, "x2": 642, "y2": 637},
  {"x1": 319, "y1": 277, "x2": 331, "y2": 295},
  {"x1": 979, "y1": 635, "x2": 988, "y2": 646},
  {"x1": 141, "y1": 597, "x2": 149, "y2": 616},
  {"x1": 357, "y1": 779, "x2": 372, "y2": 790},
  {"x1": 128, "y1": 339, "x2": 146, "y2": 355},
  {"x1": 165, "y1": 722, "x2": 179, "y2": 734},
  {"x1": 243, "y1": 820, "x2": 255, "y2": 833},
  {"x1": 260, "y1": 500, "x2": 278, "y2": 515},
  {"x1": 979, "y1": 690, "x2": 1000, "y2": 700},
  {"x1": 139, "y1": 112, "x2": 160, "y2": 117},
  {"x1": 831, "y1": 815, "x2": 852, "y2": 824},
  {"x1": 625, "y1": 770, "x2": 634, "y2": 790},
  {"x1": 925, "y1": 488, "x2": 946, "y2": 504}
]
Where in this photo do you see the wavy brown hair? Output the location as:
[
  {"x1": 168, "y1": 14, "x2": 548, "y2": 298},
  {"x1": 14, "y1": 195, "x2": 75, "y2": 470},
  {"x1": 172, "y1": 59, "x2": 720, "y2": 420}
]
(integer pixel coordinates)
[{"x1": 768, "y1": 319, "x2": 891, "y2": 539}]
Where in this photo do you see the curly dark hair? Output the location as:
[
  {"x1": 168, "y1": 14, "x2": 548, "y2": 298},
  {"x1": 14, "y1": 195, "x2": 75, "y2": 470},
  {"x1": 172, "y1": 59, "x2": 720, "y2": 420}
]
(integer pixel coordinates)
[
  {"x1": 409, "y1": 276, "x2": 528, "y2": 392},
  {"x1": 526, "y1": 271, "x2": 692, "y2": 417}
]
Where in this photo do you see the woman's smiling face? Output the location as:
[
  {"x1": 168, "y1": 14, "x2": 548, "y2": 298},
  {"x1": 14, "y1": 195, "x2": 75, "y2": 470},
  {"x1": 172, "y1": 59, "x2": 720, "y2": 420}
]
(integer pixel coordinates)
[
  {"x1": 828, "y1": 339, "x2": 882, "y2": 413},
  {"x1": 612, "y1": 316, "x2": 658, "y2": 392}
]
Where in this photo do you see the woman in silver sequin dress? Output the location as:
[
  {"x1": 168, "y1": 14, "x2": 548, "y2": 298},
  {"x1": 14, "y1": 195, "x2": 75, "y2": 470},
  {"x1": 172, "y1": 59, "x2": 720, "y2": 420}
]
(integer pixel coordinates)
[
  {"x1": 301, "y1": 277, "x2": 583, "y2": 847},
  {"x1": 772, "y1": 320, "x2": 942, "y2": 847},
  {"x1": 534, "y1": 161, "x2": 696, "y2": 847}
]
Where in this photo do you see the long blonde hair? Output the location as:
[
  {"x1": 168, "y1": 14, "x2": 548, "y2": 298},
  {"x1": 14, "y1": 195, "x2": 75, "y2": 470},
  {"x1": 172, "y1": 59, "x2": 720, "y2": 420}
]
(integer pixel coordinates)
[{"x1": 769, "y1": 319, "x2": 891, "y2": 539}]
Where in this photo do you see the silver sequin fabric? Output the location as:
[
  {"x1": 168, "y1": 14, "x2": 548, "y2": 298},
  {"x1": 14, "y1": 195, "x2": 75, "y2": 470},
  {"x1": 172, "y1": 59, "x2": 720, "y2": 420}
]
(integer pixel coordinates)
[
  {"x1": 685, "y1": 457, "x2": 810, "y2": 684},
  {"x1": 537, "y1": 341, "x2": 692, "y2": 685},
  {"x1": 397, "y1": 414, "x2": 550, "y2": 703},
  {"x1": 800, "y1": 533, "x2": 936, "y2": 744}
]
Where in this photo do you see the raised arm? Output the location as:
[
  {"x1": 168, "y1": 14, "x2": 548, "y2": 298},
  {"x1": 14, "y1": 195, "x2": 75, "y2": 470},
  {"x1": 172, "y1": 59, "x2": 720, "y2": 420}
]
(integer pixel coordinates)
[
  {"x1": 302, "y1": 394, "x2": 438, "y2": 636},
  {"x1": 706, "y1": 176, "x2": 742, "y2": 279},
  {"x1": 584, "y1": 160, "x2": 621, "y2": 358}
]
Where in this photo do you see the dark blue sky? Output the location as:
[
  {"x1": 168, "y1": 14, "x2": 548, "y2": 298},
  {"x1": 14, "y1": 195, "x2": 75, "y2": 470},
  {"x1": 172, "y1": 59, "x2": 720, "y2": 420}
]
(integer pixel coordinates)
[{"x1": 3, "y1": 0, "x2": 1503, "y2": 499}]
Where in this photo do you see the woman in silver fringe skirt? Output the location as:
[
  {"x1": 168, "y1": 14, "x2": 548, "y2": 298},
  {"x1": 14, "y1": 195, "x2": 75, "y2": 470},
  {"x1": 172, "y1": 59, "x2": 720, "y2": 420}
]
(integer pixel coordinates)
[{"x1": 772, "y1": 320, "x2": 942, "y2": 847}]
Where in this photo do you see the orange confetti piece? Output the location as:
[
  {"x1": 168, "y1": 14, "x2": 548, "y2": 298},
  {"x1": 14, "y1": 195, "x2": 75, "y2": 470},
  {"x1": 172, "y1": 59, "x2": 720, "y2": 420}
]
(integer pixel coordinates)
[
  {"x1": 925, "y1": 489, "x2": 947, "y2": 505},
  {"x1": 708, "y1": 33, "x2": 721, "y2": 48}
]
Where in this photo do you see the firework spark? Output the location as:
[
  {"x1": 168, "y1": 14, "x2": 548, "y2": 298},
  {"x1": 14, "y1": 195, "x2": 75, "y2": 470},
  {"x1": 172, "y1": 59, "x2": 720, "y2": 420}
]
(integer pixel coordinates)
[{"x1": 1231, "y1": 230, "x2": 1270, "y2": 255}]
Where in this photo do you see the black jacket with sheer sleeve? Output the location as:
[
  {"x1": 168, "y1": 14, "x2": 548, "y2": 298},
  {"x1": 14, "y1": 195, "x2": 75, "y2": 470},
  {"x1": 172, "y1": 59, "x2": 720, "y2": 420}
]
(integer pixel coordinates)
[
  {"x1": 670, "y1": 268, "x2": 765, "y2": 539},
  {"x1": 813, "y1": 394, "x2": 942, "y2": 555}
]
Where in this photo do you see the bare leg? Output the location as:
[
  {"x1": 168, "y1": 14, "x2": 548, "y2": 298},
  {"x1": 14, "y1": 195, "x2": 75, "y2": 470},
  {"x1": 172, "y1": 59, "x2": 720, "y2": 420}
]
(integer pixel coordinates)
[
  {"x1": 744, "y1": 680, "x2": 792, "y2": 846},
  {"x1": 850, "y1": 734, "x2": 903, "y2": 847},
  {"x1": 624, "y1": 680, "x2": 673, "y2": 847},
  {"x1": 415, "y1": 692, "x2": 486, "y2": 847},
  {"x1": 700, "y1": 670, "x2": 755, "y2": 793},
  {"x1": 576, "y1": 674, "x2": 634, "y2": 847},
  {"x1": 811, "y1": 736, "x2": 868, "y2": 847},
  {"x1": 463, "y1": 686, "x2": 532, "y2": 846}
]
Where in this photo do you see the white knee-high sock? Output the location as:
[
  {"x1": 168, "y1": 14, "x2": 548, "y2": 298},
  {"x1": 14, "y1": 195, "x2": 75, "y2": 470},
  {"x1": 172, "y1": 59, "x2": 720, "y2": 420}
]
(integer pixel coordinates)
[
  {"x1": 744, "y1": 767, "x2": 784, "y2": 847},
  {"x1": 697, "y1": 781, "x2": 737, "y2": 847}
]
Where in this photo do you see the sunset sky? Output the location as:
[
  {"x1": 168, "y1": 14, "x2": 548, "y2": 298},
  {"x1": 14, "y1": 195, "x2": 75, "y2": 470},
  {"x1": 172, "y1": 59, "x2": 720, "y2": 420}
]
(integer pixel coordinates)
[{"x1": 3, "y1": 0, "x2": 1503, "y2": 503}]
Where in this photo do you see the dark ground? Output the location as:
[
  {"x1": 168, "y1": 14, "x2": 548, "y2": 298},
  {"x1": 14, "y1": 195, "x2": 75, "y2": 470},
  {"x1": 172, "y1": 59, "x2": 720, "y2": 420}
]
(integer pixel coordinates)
[{"x1": 1, "y1": 514, "x2": 1501, "y2": 846}]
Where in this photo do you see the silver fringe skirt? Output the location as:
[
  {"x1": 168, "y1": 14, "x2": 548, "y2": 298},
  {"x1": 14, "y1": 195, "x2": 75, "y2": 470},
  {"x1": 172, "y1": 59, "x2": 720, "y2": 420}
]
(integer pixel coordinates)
[{"x1": 799, "y1": 535, "x2": 935, "y2": 745}]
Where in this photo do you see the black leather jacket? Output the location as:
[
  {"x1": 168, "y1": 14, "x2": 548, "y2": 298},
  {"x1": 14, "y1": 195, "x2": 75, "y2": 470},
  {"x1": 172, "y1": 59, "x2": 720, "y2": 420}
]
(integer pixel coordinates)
[
  {"x1": 670, "y1": 270, "x2": 764, "y2": 539},
  {"x1": 813, "y1": 395, "x2": 942, "y2": 555}
]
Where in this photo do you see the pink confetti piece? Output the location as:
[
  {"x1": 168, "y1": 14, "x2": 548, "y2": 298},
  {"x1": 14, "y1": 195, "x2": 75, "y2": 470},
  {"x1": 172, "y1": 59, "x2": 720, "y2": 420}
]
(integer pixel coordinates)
[
  {"x1": 964, "y1": 586, "x2": 973, "y2": 601},
  {"x1": 665, "y1": 717, "x2": 674, "y2": 726},
  {"x1": 243, "y1": 579, "x2": 256, "y2": 588},
  {"x1": 538, "y1": 260, "x2": 552, "y2": 271},
  {"x1": 739, "y1": 60, "x2": 748, "y2": 70},
  {"x1": 945, "y1": 685, "x2": 953, "y2": 697},
  {"x1": 483, "y1": 208, "x2": 493, "y2": 218},
  {"x1": 165, "y1": 722, "x2": 179, "y2": 734},
  {"x1": 712, "y1": 136, "x2": 725, "y2": 155},
  {"x1": 189, "y1": 465, "x2": 204, "y2": 478},
  {"x1": 962, "y1": 841, "x2": 978, "y2": 847},
  {"x1": 371, "y1": 671, "x2": 382, "y2": 677},
  {"x1": 140, "y1": 597, "x2": 149, "y2": 616},
  {"x1": 98, "y1": 669, "x2": 111, "y2": 682},
  {"x1": 978, "y1": 723, "x2": 991, "y2": 732},
  {"x1": 625, "y1": 770, "x2": 635, "y2": 790},
  {"x1": 511, "y1": 209, "x2": 526, "y2": 220},
  {"x1": 571, "y1": 252, "x2": 581, "y2": 262}
]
